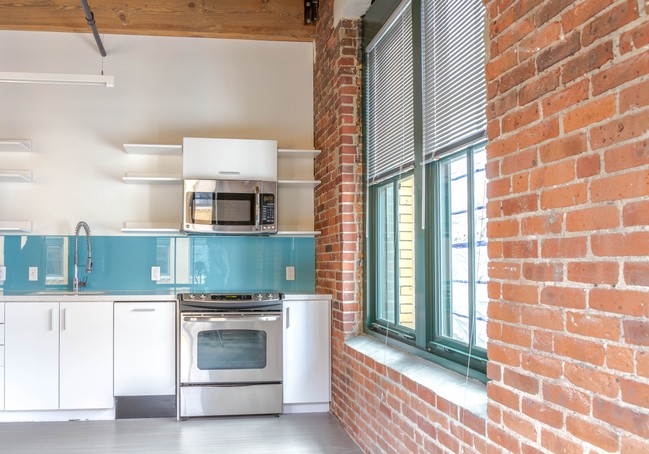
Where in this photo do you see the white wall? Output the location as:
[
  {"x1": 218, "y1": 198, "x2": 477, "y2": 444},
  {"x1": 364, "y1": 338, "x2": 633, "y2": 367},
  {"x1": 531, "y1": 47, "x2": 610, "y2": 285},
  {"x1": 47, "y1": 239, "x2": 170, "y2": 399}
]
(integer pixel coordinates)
[{"x1": 0, "y1": 31, "x2": 314, "y2": 235}]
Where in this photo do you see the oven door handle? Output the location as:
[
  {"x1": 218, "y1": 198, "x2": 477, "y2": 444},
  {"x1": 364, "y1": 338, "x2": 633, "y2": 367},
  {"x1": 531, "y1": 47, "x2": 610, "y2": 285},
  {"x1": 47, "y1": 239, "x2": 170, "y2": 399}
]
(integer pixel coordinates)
[{"x1": 183, "y1": 314, "x2": 281, "y2": 323}]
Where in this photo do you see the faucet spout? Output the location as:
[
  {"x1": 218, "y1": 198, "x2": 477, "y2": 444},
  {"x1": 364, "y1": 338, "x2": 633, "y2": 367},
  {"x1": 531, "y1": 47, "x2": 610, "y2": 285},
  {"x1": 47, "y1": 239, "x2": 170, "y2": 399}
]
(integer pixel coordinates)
[{"x1": 73, "y1": 221, "x2": 92, "y2": 292}]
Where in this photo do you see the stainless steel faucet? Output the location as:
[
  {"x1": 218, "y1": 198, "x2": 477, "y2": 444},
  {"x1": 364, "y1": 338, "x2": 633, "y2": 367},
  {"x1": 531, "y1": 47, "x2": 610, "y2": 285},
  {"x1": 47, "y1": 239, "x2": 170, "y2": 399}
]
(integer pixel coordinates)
[{"x1": 73, "y1": 221, "x2": 92, "y2": 292}]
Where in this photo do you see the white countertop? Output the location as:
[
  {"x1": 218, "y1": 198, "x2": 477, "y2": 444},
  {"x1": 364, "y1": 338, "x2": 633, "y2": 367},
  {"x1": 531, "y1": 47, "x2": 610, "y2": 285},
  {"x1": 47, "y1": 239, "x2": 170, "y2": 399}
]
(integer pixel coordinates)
[{"x1": 0, "y1": 291, "x2": 330, "y2": 302}]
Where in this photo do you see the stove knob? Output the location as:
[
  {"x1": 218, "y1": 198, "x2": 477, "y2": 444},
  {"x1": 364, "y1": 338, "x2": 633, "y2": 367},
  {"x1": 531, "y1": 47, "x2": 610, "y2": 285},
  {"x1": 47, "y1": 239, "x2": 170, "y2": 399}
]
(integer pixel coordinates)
[
  {"x1": 266, "y1": 293, "x2": 275, "y2": 300},
  {"x1": 188, "y1": 294, "x2": 196, "y2": 300},
  {"x1": 199, "y1": 294, "x2": 208, "y2": 299},
  {"x1": 253, "y1": 293, "x2": 263, "y2": 301}
]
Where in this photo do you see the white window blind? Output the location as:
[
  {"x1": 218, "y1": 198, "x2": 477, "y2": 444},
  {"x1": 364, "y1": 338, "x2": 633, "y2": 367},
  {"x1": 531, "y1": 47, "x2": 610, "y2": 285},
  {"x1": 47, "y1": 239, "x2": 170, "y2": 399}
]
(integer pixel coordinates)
[
  {"x1": 366, "y1": 0, "x2": 414, "y2": 185},
  {"x1": 422, "y1": 0, "x2": 486, "y2": 162}
]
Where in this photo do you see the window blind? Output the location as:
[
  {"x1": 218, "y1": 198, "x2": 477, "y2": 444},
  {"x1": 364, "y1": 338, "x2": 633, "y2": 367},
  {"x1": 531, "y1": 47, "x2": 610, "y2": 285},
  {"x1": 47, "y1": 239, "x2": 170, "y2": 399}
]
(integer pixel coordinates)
[
  {"x1": 422, "y1": 0, "x2": 486, "y2": 162},
  {"x1": 366, "y1": 0, "x2": 414, "y2": 185}
]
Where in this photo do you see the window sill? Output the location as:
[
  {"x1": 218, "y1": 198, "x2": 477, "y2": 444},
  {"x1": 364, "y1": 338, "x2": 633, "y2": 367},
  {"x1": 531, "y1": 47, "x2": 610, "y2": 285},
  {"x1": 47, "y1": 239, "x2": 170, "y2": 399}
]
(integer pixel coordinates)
[{"x1": 345, "y1": 335, "x2": 488, "y2": 418}]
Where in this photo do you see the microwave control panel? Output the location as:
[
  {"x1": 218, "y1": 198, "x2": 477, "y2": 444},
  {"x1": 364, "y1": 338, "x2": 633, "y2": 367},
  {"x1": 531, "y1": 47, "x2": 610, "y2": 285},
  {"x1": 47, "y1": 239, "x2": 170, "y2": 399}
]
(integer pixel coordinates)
[{"x1": 260, "y1": 194, "x2": 275, "y2": 228}]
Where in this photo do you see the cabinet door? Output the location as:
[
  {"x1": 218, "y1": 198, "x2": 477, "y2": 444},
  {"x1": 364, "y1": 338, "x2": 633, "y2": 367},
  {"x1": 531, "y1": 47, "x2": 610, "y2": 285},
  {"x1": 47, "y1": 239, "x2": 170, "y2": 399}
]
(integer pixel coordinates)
[
  {"x1": 59, "y1": 301, "x2": 113, "y2": 409},
  {"x1": 4, "y1": 302, "x2": 59, "y2": 410},
  {"x1": 183, "y1": 137, "x2": 277, "y2": 180},
  {"x1": 114, "y1": 302, "x2": 176, "y2": 396},
  {"x1": 283, "y1": 299, "x2": 331, "y2": 404}
]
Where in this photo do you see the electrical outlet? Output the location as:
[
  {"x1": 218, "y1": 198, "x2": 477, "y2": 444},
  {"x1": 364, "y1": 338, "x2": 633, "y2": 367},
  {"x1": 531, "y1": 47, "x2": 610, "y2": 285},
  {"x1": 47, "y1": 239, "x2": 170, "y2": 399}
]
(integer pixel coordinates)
[
  {"x1": 28, "y1": 266, "x2": 38, "y2": 281},
  {"x1": 151, "y1": 266, "x2": 161, "y2": 281},
  {"x1": 285, "y1": 266, "x2": 295, "y2": 281},
  {"x1": 0, "y1": 266, "x2": 6, "y2": 281}
]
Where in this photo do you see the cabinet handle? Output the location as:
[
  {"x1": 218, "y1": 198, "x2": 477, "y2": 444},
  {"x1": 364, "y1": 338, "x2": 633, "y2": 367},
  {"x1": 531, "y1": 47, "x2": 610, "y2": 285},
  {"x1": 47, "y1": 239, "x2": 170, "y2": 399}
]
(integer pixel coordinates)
[
  {"x1": 62, "y1": 308, "x2": 68, "y2": 331},
  {"x1": 286, "y1": 307, "x2": 290, "y2": 329},
  {"x1": 48, "y1": 309, "x2": 54, "y2": 331},
  {"x1": 132, "y1": 308, "x2": 156, "y2": 312}
]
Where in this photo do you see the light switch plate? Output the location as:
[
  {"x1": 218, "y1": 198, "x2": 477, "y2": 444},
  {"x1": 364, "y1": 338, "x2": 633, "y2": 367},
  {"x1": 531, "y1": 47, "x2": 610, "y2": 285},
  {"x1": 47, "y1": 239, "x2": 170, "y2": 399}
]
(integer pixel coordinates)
[
  {"x1": 286, "y1": 266, "x2": 295, "y2": 281},
  {"x1": 28, "y1": 266, "x2": 38, "y2": 281},
  {"x1": 151, "y1": 266, "x2": 161, "y2": 281},
  {"x1": 0, "y1": 266, "x2": 6, "y2": 281}
]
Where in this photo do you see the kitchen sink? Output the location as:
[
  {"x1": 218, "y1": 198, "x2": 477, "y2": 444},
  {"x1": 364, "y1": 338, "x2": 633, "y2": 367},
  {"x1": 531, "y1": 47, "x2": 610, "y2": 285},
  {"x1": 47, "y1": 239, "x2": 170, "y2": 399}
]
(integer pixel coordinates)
[{"x1": 29, "y1": 291, "x2": 107, "y2": 296}]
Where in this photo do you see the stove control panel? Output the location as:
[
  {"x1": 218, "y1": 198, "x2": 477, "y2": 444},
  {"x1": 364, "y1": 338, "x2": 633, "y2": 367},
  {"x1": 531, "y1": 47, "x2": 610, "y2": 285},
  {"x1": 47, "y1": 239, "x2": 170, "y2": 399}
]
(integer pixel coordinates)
[{"x1": 179, "y1": 292, "x2": 282, "y2": 303}]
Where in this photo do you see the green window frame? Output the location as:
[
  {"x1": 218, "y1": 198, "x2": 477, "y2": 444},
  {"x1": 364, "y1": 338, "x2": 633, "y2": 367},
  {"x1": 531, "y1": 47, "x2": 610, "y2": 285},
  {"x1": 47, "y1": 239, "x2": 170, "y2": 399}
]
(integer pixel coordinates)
[{"x1": 364, "y1": 0, "x2": 487, "y2": 379}]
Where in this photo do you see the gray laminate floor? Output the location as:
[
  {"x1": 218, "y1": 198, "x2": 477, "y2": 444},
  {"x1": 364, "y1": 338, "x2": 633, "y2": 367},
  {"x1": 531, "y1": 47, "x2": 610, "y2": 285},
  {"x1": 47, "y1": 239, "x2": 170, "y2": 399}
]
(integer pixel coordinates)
[{"x1": 0, "y1": 413, "x2": 362, "y2": 454}]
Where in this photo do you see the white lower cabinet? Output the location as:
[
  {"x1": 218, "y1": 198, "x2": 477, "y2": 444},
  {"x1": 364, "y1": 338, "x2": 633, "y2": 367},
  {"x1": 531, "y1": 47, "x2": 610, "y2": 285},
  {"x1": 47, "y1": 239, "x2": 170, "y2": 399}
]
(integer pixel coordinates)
[
  {"x1": 5, "y1": 302, "x2": 59, "y2": 410},
  {"x1": 59, "y1": 302, "x2": 113, "y2": 409},
  {"x1": 4, "y1": 301, "x2": 113, "y2": 411},
  {"x1": 283, "y1": 297, "x2": 331, "y2": 408},
  {"x1": 114, "y1": 301, "x2": 175, "y2": 396}
]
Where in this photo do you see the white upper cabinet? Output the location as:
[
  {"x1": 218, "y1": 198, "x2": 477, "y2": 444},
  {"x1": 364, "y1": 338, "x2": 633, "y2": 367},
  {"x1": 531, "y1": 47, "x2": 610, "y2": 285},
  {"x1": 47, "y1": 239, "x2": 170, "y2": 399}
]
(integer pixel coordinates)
[{"x1": 183, "y1": 137, "x2": 277, "y2": 181}]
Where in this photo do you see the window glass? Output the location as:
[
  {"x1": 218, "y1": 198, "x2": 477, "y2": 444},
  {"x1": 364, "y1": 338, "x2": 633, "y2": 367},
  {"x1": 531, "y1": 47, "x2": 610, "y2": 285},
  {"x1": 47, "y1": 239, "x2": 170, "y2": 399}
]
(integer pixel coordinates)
[
  {"x1": 439, "y1": 154, "x2": 471, "y2": 344},
  {"x1": 473, "y1": 147, "x2": 488, "y2": 349},
  {"x1": 375, "y1": 175, "x2": 416, "y2": 329},
  {"x1": 397, "y1": 176, "x2": 416, "y2": 329},
  {"x1": 376, "y1": 182, "x2": 396, "y2": 323}
]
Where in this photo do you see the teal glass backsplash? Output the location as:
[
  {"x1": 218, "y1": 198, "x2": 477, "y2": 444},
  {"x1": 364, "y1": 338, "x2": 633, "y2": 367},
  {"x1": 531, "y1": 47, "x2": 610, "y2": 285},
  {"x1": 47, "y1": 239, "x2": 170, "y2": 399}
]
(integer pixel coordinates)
[{"x1": 0, "y1": 235, "x2": 315, "y2": 294}]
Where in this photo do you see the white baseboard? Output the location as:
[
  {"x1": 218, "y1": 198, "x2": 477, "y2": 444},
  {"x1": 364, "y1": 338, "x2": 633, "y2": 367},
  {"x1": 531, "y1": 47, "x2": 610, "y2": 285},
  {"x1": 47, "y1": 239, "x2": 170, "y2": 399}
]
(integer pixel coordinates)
[{"x1": 282, "y1": 403, "x2": 329, "y2": 414}]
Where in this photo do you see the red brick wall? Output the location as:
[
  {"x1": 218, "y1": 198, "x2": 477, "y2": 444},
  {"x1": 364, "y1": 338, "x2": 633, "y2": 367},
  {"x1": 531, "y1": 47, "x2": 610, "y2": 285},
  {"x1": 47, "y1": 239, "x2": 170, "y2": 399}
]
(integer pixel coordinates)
[
  {"x1": 314, "y1": 0, "x2": 649, "y2": 453},
  {"x1": 485, "y1": 0, "x2": 649, "y2": 451},
  {"x1": 313, "y1": 6, "x2": 364, "y2": 339}
]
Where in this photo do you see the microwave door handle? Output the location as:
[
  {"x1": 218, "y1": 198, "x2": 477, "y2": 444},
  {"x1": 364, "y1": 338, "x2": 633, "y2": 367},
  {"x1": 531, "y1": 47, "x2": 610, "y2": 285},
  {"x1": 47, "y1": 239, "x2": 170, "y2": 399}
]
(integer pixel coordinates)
[
  {"x1": 188, "y1": 194, "x2": 195, "y2": 223},
  {"x1": 255, "y1": 186, "x2": 261, "y2": 230}
]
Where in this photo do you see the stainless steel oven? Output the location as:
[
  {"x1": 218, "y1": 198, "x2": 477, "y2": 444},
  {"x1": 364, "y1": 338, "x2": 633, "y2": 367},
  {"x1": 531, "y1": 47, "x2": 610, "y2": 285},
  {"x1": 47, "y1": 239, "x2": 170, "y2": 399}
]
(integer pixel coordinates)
[{"x1": 178, "y1": 292, "x2": 283, "y2": 418}]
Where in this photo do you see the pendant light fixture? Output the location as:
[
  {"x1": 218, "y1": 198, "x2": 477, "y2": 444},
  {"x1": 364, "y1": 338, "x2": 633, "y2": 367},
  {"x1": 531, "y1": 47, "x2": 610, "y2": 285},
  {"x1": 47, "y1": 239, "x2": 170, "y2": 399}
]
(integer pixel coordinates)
[{"x1": 0, "y1": 0, "x2": 113, "y2": 88}]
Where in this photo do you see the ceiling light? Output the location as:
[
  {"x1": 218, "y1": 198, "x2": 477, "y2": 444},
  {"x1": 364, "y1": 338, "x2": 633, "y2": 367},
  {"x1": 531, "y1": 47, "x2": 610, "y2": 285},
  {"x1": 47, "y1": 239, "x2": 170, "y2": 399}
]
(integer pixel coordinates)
[{"x1": 0, "y1": 71, "x2": 114, "y2": 87}]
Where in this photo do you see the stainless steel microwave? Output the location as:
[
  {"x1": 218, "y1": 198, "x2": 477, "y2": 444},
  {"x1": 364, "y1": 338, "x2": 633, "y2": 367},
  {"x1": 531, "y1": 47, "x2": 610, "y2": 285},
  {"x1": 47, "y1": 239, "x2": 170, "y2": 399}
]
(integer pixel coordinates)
[{"x1": 183, "y1": 179, "x2": 277, "y2": 234}]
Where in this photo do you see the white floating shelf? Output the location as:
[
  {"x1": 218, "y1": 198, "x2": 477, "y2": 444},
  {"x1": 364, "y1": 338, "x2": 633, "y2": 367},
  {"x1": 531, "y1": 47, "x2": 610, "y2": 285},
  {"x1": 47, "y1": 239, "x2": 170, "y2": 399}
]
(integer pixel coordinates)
[
  {"x1": 278, "y1": 149, "x2": 321, "y2": 158},
  {"x1": 121, "y1": 222, "x2": 181, "y2": 234},
  {"x1": 123, "y1": 144, "x2": 182, "y2": 155},
  {"x1": 276, "y1": 230, "x2": 321, "y2": 237},
  {"x1": 122, "y1": 173, "x2": 182, "y2": 184},
  {"x1": 278, "y1": 179, "x2": 320, "y2": 188},
  {"x1": 0, "y1": 170, "x2": 32, "y2": 182},
  {"x1": 0, "y1": 221, "x2": 32, "y2": 233},
  {"x1": 0, "y1": 140, "x2": 32, "y2": 152}
]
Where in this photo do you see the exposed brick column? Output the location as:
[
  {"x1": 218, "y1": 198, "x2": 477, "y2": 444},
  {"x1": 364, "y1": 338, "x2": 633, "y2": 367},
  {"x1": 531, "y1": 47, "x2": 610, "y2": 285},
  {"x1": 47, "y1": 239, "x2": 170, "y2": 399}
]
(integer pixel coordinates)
[
  {"x1": 313, "y1": 0, "x2": 364, "y2": 432},
  {"x1": 485, "y1": 0, "x2": 649, "y2": 452}
]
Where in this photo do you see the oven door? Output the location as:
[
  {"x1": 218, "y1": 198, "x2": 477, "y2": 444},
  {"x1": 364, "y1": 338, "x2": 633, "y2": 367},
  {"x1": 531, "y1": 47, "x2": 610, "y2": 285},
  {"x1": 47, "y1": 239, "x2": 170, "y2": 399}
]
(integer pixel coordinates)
[{"x1": 180, "y1": 312, "x2": 282, "y2": 384}]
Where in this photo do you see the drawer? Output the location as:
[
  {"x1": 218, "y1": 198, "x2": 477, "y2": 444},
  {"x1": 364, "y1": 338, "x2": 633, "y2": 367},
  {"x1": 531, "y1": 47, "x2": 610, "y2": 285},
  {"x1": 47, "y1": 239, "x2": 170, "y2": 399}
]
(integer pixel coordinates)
[
  {"x1": 0, "y1": 302, "x2": 3, "y2": 323},
  {"x1": 0, "y1": 324, "x2": 3, "y2": 344},
  {"x1": 0, "y1": 346, "x2": 3, "y2": 366}
]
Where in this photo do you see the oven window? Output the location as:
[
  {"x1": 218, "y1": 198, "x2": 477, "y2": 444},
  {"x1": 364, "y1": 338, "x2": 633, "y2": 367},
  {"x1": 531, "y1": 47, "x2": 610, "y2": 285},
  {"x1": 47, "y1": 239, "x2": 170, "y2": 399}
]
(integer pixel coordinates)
[
  {"x1": 216, "y1": 193, "x2": 255, "y2": 225},
  {"x1": 197, "y1": 329, "x2": 267, "y2": 370}
]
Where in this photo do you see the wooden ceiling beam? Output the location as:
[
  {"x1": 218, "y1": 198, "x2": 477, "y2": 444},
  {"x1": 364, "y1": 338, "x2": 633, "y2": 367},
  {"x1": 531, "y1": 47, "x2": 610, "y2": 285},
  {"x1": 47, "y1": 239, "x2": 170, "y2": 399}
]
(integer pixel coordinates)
[{"x1": 0, "y1": 0, "x2": 315, "y2": 42}]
